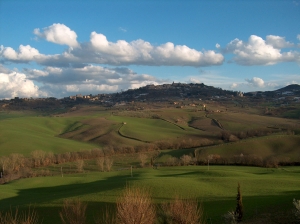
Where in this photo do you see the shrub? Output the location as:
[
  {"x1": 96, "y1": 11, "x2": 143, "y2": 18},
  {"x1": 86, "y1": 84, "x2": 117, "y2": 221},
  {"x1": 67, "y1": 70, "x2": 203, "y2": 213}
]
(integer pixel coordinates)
[
  {"x1": 96, "y1": 157, "x2": 104, "y2": 172},
  {"x1": 74, "y1": 160, "x2": 84, "y2": 173},
  {"x1": 116, "y1": 186, "x2": 155, "y2": 224},
  {"x1": 166, "y1": 156, "x2": 179, "y2": 166},
  {"x1": 160, "y1": 196, "x2": 204, "y2": 224},
  {"x1": 180, "y1": 154, "x2": 192, "y2": 166},
  {"x1": 0, "y1": 206, "x2": 41, "y2": 224},
  {"x1": 223, "y1": 210, "x2": 237, "y2": 224},
  {"x1": 59, "y1": 199, "x2": 87, "y2": 224},
  {"x1": 95, "y1": 206, "x2": 116, "y2": 224},
  {"x1": 104, "y1": 157, "x2": 113, "y2": 172},
  {"x1": 293, "y1": 198, "x2": 300, "y2": 220},
  {"x1": 138, "y1": 153, "x2": 148, "y2": 167}
]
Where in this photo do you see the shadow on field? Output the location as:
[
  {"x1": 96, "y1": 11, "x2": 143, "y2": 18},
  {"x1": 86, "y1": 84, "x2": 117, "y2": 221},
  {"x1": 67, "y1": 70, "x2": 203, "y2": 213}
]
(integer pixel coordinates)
[
  {"x1": 158, "y1": 148, "x2": 196, "y2": 158},
  {"x1": 0, "y1": 173, "x2": 140, "y2": 209},
  {"x1": 155, "y1": 171, "x2": 201, "y2": 178},
  {"x1": 24, "y1": 201, "x2": 116, "y2": 224},
  {"x1": 202, "y1": 190, "x2": 300, "y2": 224}
]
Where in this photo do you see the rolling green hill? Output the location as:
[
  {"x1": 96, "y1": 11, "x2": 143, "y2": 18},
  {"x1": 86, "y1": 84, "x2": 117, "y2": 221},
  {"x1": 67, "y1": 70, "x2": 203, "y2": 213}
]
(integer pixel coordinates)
[
  {"x1": 195, "y1": 135, "x2": 300, "y2": 163},
  {"x1": 0, "y1": 115, "x2": 97, "y2": 156}
]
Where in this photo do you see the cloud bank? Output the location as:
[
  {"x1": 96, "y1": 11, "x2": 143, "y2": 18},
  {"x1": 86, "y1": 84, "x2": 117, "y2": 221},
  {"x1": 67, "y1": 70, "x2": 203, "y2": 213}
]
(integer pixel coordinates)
[
  {"x1": 1, "y1": 24, "x2": 224, "y2": 68},
  {"x1": 0, "y1": 64, "x2": 164, "y2": 99},
  {"x1": 221, "y1": 35, "x2": 300, "y2": 66}
]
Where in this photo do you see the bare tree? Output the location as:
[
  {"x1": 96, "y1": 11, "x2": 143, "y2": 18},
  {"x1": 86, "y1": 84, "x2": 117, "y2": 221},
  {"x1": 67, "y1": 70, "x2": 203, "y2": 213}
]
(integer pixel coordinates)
[
  {"x1": 44, "y1": 152, "x2": 54, "y2": 166},
  {"x1": 96, "y1": 157, "x2": 105, "y2": 172},
  {"x1": 7, "y1": 153, "x2": 24, "y2": 173},
  {"x1": 116, "y1": 186, "x2": 156, "y2": 224},
  {"x1": 166, "y1": 156, "x2": 178, "y2": 166},
  {"x1": 105, "y1": 157, "x2": 113, "y2": 172},
  {"x1": 75, "y1": 160, "x2": 84, "y2": 172},
  {"x1": 60, "y1": 199, "x2": 87, "y2": 224},
  {"x1": 0, "y1": 156, "x2": 8, "y2": 173},
  {"x1": 31, "y1": 150, "x2": 46, "y2": 167},
  {"x1": 138, "y1": 153, "x2": 148, "y2": 167},
  {"x1": 91, "y1": 148, "x2": 104, "y2": 158},
  {"x1": 180, "y1": 154, "x2": 192, "y2": 166}
]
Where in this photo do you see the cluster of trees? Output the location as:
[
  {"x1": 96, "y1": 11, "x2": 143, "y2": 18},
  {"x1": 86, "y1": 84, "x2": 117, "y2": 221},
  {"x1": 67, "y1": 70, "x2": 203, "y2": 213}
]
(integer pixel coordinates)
[
  {"x1": 163, "y1": 152, "x2": 296, "y2": 168},
  {"x1": 0, "y1": 148, "x2": 119, "y2": 184},
  {"x1": 194, "y1": 152, "x2": 294, "y2": 168},
  {"x1": 0, "y1": 143, "x2": 296, "y2": 185},
  {"x1": 219, "y1": 128, "x2": 287, "y2": 142}
]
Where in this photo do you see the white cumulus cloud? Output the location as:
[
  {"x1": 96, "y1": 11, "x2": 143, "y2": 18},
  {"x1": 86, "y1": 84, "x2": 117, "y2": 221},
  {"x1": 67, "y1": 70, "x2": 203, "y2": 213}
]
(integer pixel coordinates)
[
  {"x1": 230, "y1": 83, "x2": 238, "y2": 89},
  {"x1": 2, "y1": 30, "x2": 224, "y2": 67},
  {"x1": 223, "y1": 35, "x2": 300, "y2": 66},
  {"x1": 0, "y1": 71, "x2": 42, "y2": 99},
  {"x1": 0, "y1": 45, "x2": 40, "y2": 63},
  {"x1": 34, "y1": 23, "x2": 79, "y2": 48},
  {"x1": 87, "y1": 32, "x2": 224, "y2": 66},
  {"x1": 245, "y1": 77, "x2": 265, "y2": 87},
  {"x1": 265, "y1": 35, "x2": 294, "y2": 49},
  {"x1": 1, "y1": 24, "x2": 224, "y2": 67}
]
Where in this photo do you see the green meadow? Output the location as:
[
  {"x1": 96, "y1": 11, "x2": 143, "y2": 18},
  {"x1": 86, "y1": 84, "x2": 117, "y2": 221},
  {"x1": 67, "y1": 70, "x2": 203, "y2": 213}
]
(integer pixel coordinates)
[
  {"x1": 0, "y1": 166, "x2": 299, "y2": 223},
  {"x1": 196, "y1": 135, "x2": 300, "y2": 162},
  {"x1": 0, "y1": 114, "x2": 98, "y2": 156}
]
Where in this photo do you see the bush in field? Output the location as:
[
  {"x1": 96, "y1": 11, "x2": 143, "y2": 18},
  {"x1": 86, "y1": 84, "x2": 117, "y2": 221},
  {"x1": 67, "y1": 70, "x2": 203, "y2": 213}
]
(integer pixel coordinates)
[
  {"x1": 166, "y1": 156, "x2": 179, "y2": 166},
  {"x1": 293, "y1": 198, "x2": 300, "y2": 220},
  {"x1": 96, "y1": 157, "x2": 105, "y2": 172},
  {"x1": 75, "y1": 160, "x2": 84, "y2": 172},
  {"x1": 223, "y1": 211, "x2": 237, "y2": 224},
  {"x1": 180, "y1": 154, "x2": 192, "y2": 166},
  {"x1": 104, "y1": 157, "x2": 113, "y2": 172},
  {"x1": 59, "y1": 199, "x2": 87, "y2": 224},
  {"x1": 31, "y1": 150, "x2": 54, "y2": 167},
  {"x1": 0, "y1": 156, "x2": 9, "y2": 174},
  {"x1": 0, "y1": 206, "x2": 41, "y2": 224},
  {"x1": 160, "y1": 196, "x2": 204, "y2": 224},
  {"x1": 95, "y1": 206, "x2": 116, "y2": 224},
  {"x1": 116, "y1": 186, "x2": 155, "y2": 224},
  {"x1": 138, "y1": 153, "x2": 148, "y2": 167}
]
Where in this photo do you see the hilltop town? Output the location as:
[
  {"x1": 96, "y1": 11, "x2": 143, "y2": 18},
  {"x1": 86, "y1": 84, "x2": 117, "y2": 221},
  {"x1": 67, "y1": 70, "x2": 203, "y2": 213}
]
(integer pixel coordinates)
[{"x1": 1, "y1": 83, "x2": 300, "y2": 116}]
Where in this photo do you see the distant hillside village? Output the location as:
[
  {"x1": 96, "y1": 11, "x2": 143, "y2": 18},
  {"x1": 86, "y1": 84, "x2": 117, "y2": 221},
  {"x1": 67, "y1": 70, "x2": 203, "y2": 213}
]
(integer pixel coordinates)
[{"x1": 1, "y1": 83, "x2": 300, "y2": 111}]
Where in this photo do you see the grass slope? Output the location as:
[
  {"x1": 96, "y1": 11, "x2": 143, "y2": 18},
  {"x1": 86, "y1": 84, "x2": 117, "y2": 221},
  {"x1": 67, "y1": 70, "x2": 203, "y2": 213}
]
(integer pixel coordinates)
[
  {"x1": 0, "y1": 116, "x2": 97, "y2": 156},
  {"x1": 196, "y1": 135, "x2": 300, "y2": 162},
  {"x1": 208, "y1": 111, "x2": 300, "y2": 132}
]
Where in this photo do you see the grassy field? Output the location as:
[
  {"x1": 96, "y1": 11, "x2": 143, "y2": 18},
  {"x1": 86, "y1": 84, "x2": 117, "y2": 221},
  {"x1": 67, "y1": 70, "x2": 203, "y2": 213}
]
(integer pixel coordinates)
[
  {"x1": 195, "y1": 135, "x2": 300, "y2": 163},
  {"x1": 109, "y1": 115, "x2": 206, "y2": 142},
  {"x1": 2, "y1": 106, "x2": 298, "y2": 156},
  {"x1": 0, "y1": 114, "x2": 98, "y2": 156},
  {"x1": 1, "y1": 106, "x2": 300, "y2": 223},
  {"x1": 0, "y1": 166, "x2": 299, "y2": 223}
]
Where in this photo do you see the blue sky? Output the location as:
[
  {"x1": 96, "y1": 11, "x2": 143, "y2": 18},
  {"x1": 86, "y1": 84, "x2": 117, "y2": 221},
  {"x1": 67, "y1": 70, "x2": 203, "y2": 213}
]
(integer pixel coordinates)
[{"x1": 0, "y1": 0, "x2": 299, "y2": 99}]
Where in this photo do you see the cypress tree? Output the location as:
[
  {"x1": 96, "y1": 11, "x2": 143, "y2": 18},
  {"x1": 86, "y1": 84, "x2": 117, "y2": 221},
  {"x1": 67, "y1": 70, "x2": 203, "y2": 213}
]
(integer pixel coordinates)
[{"x1": 235, "y1": 183, "x2": 243, "y2": 222}]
